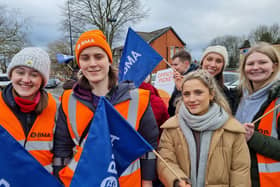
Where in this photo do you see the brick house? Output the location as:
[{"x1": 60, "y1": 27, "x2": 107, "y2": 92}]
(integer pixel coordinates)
[{"x1": 113, "y1": 26, "x2": 186, "y2": 73}]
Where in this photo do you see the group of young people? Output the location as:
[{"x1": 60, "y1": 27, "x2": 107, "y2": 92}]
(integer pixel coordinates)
[
  {"x1": 161, "y1": 42, "x2": 280, "y2": 187},
  {"x1": 0, "y1": 28, "x2": 279, "y2": 187}
]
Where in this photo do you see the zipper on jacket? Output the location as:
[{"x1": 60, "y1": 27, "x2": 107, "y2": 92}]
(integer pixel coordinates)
[{"x1": 24, "y1": 114, "x2": 33, "y2": 147}]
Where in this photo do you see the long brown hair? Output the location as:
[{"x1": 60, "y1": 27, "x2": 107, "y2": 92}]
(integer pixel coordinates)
[{"x1": 35, "y1": 90, "x2": 49, "y2": 114}]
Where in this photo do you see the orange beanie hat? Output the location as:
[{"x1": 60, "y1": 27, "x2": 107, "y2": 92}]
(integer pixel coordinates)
[{"x1": 75, "y1": 30, "x2": 113, "y2": 67}]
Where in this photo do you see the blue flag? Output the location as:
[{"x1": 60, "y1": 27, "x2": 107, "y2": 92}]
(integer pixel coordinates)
[
  {"x1": 71, "y1": 97, "x2": 153, "y2": 187},
  {"x1": 0, "y1": 126, "x2": 62, "y2": 187},
  {"x1": 56, "y1": 53, "x2": 74, "y2": 64},
  {"x1": 118, "y1": 28, "x2": 163, "y2": 87}
]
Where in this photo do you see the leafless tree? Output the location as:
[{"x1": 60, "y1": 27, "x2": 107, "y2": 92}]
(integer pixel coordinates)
[
  {"x1": 249, "y1": 23, "x2": 280, "y2": 44},
  {"x1": 48, "y1": 39, "x2": 71, "y2": 62},
  {"x1": 209, "y1": 35, "x2": 244, "y2": 69},
  {"x1": 47, "y1": 39, "x2": 74, "y2": 79},
  {"x1": 61, "y1": 0, "x2": 148, "y2": 48},
  {"x1": 0, "y1": 5, "x2": 29, "y2": 73}
]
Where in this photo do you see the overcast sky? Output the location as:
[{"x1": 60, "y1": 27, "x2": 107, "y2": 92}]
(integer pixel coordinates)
[{"x1": 3, "y1": 0, "x2": 280, "y2": 60}]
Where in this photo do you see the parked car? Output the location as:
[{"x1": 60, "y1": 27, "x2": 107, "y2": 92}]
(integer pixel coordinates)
[
  {"x1": 45, "y1": 78, "x2": 60, "y2": 89},
  {"x1": 0, "y1": 73, "x2": 11, "y2": 89},
  {"x1": 226, "y1": 80, "x2": 240, "y2": 89},
  {"x1": 223, "y1": 71, "x2": 239, "y2": 88}
]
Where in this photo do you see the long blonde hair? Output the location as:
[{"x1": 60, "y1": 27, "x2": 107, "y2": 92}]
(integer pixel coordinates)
[
  {"x1": 239, "y1": 42, "x2": 280, "y2": 93},
  {"x1": 181, "y1": 70, "x2": 232, "y2": 115}
]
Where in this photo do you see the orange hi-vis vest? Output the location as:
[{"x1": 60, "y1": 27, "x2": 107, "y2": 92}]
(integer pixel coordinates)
[
  {"x1": 256, "y1": 98, "x2": 280, "y2": 187},
  {"x1": 59, "y1": 89, "x2": 151, "y2": 187},
  {"x1": 0, "y1": 93, "x2": 56, "y2": 173}
]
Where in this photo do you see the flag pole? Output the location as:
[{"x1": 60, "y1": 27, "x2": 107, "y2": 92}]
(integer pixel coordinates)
[
  {"x1": 163, "y1": 58, "x2": 172, "y2": 68},
  {"x1": 152, "y1": 150, "x2": 189, "y2": 184},
  {"x1": 252, "y1": 103, "x2": 280, "y2": 124},
  {"x1": 162, "y1": 58, "x2": 184, "y2": 79}
]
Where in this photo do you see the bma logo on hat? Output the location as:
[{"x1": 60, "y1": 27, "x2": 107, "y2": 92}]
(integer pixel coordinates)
[
  {"x1": 25, "y1": 60, "x2": 33, "y2": 66},
  {"x1": 77, "y1": 38, "x2": 95, "y2": 50}
]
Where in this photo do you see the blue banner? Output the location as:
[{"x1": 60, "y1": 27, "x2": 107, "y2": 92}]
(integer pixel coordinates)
[
  {"x1": 71, "y1": 97, "x2": 153, "y2": 186},
  {"x1": 0, "y1": 126, "x2": 62, "y2": 187},
  {"x1": 56, "y1": 53, "x2": 74, "y2": 64},
  {"x1": 118, "y1": 28, "x2": 163, "y2": 87}
]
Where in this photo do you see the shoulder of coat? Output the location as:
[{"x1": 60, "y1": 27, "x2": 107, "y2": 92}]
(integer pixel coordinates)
[
  {"x1": 161, "y1": 116, "x2": 179, "y2": 129},
  {"x1": 222, "y1": 117, "x2": 246, "y2": 134}
]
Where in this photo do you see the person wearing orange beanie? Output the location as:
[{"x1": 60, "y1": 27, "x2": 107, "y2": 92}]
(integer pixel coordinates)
[
  {"x1": 53, "y1": 29, "x2": 159, "y2": 187},
  {"x1": 75, "y1": 30, "x2": 113, "y2": 66}
]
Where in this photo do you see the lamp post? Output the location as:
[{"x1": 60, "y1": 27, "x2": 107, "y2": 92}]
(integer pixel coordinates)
[
  {"x1": 106, "y1": 17, "x2": 117, "y2": 48},
  {"x1": 67, "y1": 0, "x2": 74, "y2": 68},
  {"x1": 106, "y1": 17, "x2": 117, "y2": 66}
]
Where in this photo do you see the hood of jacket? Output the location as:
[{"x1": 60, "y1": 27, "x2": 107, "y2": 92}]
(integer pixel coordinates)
[
  {"x1": 267, "y1": 80, "x2": 280, "y2": 100},
  {"x1": 184, "y1": 63, "x2": 199, "y2": 75},
  {"x1": 73, "y1": 80, "x2": 136, "y2": 106}
]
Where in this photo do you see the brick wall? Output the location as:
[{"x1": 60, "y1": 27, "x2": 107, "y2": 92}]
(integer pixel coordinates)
[{"x1": 150, "y1": 30, "x2": 185, "y2": 73}]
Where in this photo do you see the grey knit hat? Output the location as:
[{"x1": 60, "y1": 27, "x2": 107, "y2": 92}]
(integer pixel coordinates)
[
  {"x1": 201, "y1": 45, "x2": 229, "y2": 69},
  {"x1": 7, "y1": 47, "x2": 51, "y2": 86}
]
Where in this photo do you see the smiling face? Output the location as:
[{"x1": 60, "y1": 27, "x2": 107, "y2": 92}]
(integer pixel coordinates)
[
  {"x1": 182, "y1": 79, "x2": 214, "y2": 115},
  {"x1": 244, "y1": 52, "x2": 276, "y2": 89},
  {"x1": 201, "y1": 52, "x2": 224, "y2": 77},
  {"x1": 10, "y1": 66, "x2": 43, "y2": 100},
  {"x1": 79, "y1": 46, "x2": 110, "y2": 87}
]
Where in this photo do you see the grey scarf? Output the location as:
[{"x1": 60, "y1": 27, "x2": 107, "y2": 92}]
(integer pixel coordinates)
[
  {"x1": 235, "y1": 81, "x2": 274, "y2": 123},
  {"x1": 178, "y1": 103, "x2": 229, "y2": 187}
]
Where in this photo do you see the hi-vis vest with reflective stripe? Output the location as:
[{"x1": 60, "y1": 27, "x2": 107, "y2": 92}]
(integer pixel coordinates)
[
  {"x1": 59, "y1": 89, "x2": 150, "y2": 187},
  {"x1": 256, "y1": 98, "x2": 280, "y2": 187},
  {"x1": 0, "y1": 93, "x2": 56, "y2": 173}
]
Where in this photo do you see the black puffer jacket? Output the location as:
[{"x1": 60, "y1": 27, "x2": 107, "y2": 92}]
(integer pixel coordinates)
[
  {"x1": 232, "y1": 80, "x2": 280, "y2": 187},
  {"x1": 221, "y1": 84, "x2": 236, "y2": 112}
]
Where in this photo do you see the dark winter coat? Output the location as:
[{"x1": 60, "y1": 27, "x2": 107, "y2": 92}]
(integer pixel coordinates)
[
  {"x1": 233, "y1": 80, "x2": 280, "y2": 187},
  {"x1": 53, "y1": 82, "x2": 159, "y2": 180},
  {"x1": 221, "y1": 84, "x2": 236, "y2": 111}
]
